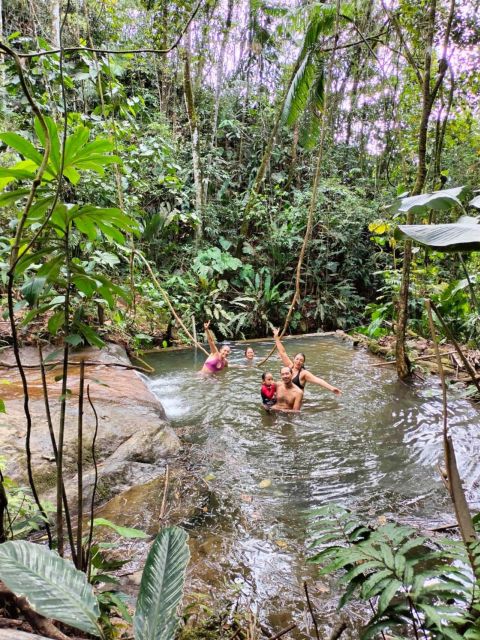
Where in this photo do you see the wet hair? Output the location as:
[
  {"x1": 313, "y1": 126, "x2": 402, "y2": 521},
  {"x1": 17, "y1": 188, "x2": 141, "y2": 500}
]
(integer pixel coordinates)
[
  {"x1": 244, "y1": 346, "x2": 255, "y2": 355},
  {"x1": 219, "y1": 343, "x2": 231, "y2": 353},
  {"x1": 262, "y1": 371, "x2": 273, "y2": 381}
]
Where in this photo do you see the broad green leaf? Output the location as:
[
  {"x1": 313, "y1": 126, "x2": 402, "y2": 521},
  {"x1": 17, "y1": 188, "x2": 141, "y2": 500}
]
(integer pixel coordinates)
[
  {"x1": 21, "y1": 277, "x2": 47, "y2": 306},
  {"x1": 395, "y1": 217, "x2": 480, "y2": 252},
  {"x1": 0, "y1": 161, "x2": 37, "y2": 180},
  {"x1": 0, "y1": 132, "x2": 43, "y2": 165},
  {"x1": 0, "y1": 187, "x2": 31, "y2": 207},
  {"x1": 92, "y1": 518, "x2": 148, "y2": 539},
  {"x1": 389, "y1": 186, "x2": 465, "y2": 215},
  {"x1": 63, "y1": 125, "x2": 90, "y2": 168},
  {"x1": 72, "y1": 274, "x2": 100, "y2": 297},
  {"x1": 65, "y1": 333, "x2": 83, "y2": 347},
  {"x1": 48, "y1": 310, "x2": 64, "y2": 335},
  {"x1": 134, "y1": 526, "x2": 190, "y2": 640},
  {"x1": 78, "y1": 323, "x2": 105, "y2": 348},
  {"x1": 470, "y1": 195, "x2": 480, "y2": 209},
  {"x1": 0, "y1": 540, "x2": 101, "y2": 636}
]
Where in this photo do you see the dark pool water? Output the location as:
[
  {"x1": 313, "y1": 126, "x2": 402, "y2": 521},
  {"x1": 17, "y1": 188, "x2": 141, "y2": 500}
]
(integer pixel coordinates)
[{"x1": 143, "y1": 336, "x2": 480, "y2": 634}]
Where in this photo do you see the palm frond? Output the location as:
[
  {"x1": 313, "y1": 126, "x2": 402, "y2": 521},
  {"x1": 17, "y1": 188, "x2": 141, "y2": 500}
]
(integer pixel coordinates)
[{"x1": 282, "y1": 52, "x2": 316, "y2": 126}]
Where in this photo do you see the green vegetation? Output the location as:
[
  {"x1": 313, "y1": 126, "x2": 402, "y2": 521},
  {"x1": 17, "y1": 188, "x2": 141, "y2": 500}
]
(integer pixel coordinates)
[{"x1": 0, "y1": 0, "x2": 480, "y2": 638}]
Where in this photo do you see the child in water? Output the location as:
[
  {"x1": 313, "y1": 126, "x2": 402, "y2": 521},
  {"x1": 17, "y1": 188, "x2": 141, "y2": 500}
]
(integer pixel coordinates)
[{"x1": 261, "y1": 372, "x2": 277, "y2": 407}]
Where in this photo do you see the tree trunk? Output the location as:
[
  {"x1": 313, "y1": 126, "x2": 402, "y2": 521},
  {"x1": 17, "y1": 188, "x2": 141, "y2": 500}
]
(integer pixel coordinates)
[
  {"x1": 183, "y1": 30, "x2": 204, "y2": 242},
  {"x1": 51, "y1": 0, "x2": 61, "y2": 48},
  {"x1": 395, "y1": 0, "x2": 454, "y2": 379},
  {"x1": 211, "y1": 0, "x2": 234, "y2": 147}
]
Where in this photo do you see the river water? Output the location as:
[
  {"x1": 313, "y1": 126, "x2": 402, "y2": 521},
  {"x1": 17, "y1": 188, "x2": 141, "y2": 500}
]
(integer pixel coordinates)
[{"x1": 144, "y1": 336, "x2": 480, "y2": 635}]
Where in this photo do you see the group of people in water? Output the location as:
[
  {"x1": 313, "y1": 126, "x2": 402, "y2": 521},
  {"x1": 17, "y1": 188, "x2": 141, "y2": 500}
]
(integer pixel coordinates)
[{"x1": 201, "y1": 322, "x2": 341, "y2": 412}]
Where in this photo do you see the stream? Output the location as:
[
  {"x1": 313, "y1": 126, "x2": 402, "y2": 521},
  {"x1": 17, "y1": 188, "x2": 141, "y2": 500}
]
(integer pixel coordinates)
[{"x1": 143, "y1": 336, "x2": 480, "y2": 634}]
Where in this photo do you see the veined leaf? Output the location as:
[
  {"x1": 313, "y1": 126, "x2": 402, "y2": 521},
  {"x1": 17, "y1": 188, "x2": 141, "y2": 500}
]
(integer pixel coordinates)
[
  {"x1": 389, "y1": 186, "x2": 465, "y2": 215},
  {"x1": 0, "y1": 540, "x2": 101, "y2": 636},
  {"x1": 92, "y1": 518, "x2": 148, "y2": 539},
  {"x1": 0, "y1": 132, "x2": 43, "y2": 165},
  {"x1": 21, "y1": 277, "x2": 47, "y2": 306},
  {"x1": 134, "y1": 526, "x2": 190, "y2": 640},
  {"x1": 395, "y1": 217, "x2": 480, "y2": 252},
  {"x1": 0, "y1": 188, "x2": 31, "y2": 207}
]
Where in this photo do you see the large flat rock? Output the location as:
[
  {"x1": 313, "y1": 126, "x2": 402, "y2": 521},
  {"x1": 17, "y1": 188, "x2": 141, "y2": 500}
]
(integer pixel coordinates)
[{"x1": 0, "y1": 343, "x2": 180, "y2": 506}]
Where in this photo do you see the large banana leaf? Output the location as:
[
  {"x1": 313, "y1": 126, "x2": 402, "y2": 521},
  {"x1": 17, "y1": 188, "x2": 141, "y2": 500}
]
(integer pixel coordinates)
[
  {"x1": 134, "y1": 526, "x2": 190, "y2": 640},
  {"x1": 0, "y1": 541, "x2": 101, "y2": 636},
  {"x1": 389, "y1": 186, "x2": 466, "y2": 215},
  {"x1": 395, "y1": 216, "x2": 480, "y2": 252}
]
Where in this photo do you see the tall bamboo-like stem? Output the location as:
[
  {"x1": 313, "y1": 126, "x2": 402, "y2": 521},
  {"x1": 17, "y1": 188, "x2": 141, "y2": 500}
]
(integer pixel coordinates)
[
  {"x1": 39, "y1": 346, "x2": 76, "y2": 562},
  {"x1": 85, "y1": 385, "x2": 99, "y2": 576},
  {"x1": 425, "y1": 300, "x2": 477, "y2": 565},
  {"x1": 76, "y1": 360, "x2": 85, "y2": 569}
]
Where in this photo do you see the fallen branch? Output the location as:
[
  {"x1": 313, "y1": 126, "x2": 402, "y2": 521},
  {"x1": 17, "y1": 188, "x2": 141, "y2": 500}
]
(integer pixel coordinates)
[{"x1": 370, "y1": 350, "x2": 456, "y2": 367}]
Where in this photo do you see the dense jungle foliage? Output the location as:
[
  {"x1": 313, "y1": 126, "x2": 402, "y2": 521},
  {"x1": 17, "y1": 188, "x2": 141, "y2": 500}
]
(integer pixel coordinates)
[
  {"x1": 1, "y1": 1, "x2": 480, "y2": 639},
  {"x1": 0, "y1": 0, "x2": 479, "y2": 353}
]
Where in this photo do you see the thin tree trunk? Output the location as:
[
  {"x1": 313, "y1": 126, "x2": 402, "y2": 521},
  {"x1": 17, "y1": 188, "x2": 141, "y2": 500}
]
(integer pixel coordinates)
[
  {"x1": 394, "y1": 0, "x2": 454, "y2": 379},
  {"x1": 211, "y1": 0, "x2": 234, "y2": 147},
  {"x1": 183, "y1": 29, "x2": 204, "y2": 242},
  {"x1": 51, "y1": 0, "x2": 61, "y2": 48}
]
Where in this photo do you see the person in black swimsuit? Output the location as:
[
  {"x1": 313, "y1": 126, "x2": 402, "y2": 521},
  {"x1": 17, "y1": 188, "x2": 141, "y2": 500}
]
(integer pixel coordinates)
[{"x1": 272, "y1": 328, "x2": 341, "y2": 395}]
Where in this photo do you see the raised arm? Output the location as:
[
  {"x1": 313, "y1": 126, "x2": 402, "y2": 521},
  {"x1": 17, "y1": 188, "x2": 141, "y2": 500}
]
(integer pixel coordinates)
[
  {"x1": 272, "y1": 328, "x2": 293, "y2": 368},
  {"x1": 302, "y1": 370, "x2": 341, "y2": 395},
  {"x1": 204, "y1": 321, "x2": 218, "y2": 354}
]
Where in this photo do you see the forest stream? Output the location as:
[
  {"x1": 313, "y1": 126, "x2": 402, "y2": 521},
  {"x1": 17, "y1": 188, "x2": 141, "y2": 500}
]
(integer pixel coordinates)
[{"x1": 124, "y1": 336, "x2": 480, "y2": 633}]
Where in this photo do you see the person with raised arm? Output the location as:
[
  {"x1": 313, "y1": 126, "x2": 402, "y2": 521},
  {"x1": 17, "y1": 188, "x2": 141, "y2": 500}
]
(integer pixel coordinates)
[
  {"x1": 272, "y1": 328, "x2": 341, "y2": 395},
  {"x1": 200, "y1": 321, "x2": 231, "y2": 374}
]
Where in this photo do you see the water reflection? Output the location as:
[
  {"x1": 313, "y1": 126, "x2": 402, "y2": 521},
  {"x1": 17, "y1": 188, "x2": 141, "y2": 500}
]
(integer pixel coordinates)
[{"x1": 145, "y1": 337, "x2": 480, "y2": 625}]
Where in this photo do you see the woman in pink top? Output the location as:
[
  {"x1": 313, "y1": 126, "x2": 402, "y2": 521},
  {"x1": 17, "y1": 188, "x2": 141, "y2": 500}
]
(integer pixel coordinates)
[{"x1": 201, "y1": 321, "x2": 231, "y2": 373}]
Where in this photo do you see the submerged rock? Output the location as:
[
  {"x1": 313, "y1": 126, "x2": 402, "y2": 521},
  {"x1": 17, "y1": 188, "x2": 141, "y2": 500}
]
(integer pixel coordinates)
[{"x1": 0, "y1": 343, "x2": 180, "y2": 507}]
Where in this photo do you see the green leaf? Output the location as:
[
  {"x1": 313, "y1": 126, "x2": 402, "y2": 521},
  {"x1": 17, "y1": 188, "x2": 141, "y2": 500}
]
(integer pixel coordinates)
[
  {"x1": 0, "y1": 132, "x2": 43, "y2": 165},
  {"x1": 78, "y1": 323, "x2": 105, "y2": 348},
  {"x1": 389, "y1": 186, "x2": 465, "y2": 215},
  {"x1": 65, "y1": 334, "x2": 83, "y2": 347},
  {"x1": 92, "y1": 518, "x2": 148, "y2": 539},
  {"x1": 377, "y1": 578, "x2": 402, "y2": 614},
  {"x1": 134, "y1": 526, "x2": 190, "y2": 640},
  {"x1": 21, "y1": 277, "x2": 47, "y2": 305},
  {"x1": 0, "y1": 188, "x2": 31, "y2": 207},
  {"x1": 48, "y1": 311, "x2": 64, "y2": 335},
  {"x1": 0, "y1": 540, "x2": 101, "y2": 636},
  {"x1": 0, "y1": 398, "x2": 5, "y2": 413},
  {"x1": 282, "y1": 51, "x2": 316, "y2": 126},
  {"x1": 395, "y1": 216, "x2": 480, "y2": 252}
]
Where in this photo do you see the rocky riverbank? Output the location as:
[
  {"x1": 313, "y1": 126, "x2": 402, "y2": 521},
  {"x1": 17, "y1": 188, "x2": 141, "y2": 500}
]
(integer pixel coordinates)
[{"x1": 0, "y1": 343, "x2": 182, "y2": 509}]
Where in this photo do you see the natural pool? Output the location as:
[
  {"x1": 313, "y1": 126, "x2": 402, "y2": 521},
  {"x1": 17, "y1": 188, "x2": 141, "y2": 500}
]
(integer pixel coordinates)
[{"x1": 144, "y1": 336, "x2": 480, "y2": 634}]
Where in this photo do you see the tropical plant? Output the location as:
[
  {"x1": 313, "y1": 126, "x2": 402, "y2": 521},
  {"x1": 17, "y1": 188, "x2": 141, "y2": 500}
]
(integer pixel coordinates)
[
  {"x1": 309, "y1": 504, "x2": 480, "y2": 640},
  {"x1": 0, "y1": 525, "x2": 190, "y2": 639}
]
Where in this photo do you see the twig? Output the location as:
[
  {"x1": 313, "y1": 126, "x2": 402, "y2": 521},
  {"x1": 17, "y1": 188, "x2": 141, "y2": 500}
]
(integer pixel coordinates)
[
  {"x1": 269, "y1": 623, "x2": 296, "y2": 640},
  {"x1": 159, "y1": 464, "x2": 170, "y2": 523},
  {"x1": 12, "y1": 0, "x2": 204, "y2": 59},
  {"x1": 328, "y1": 621, "x2": 347, "y2": 640},
  {"x1": 39, "y1": 346, "x2": 76, "y2": 564},
  {"x1": 76, "y1": 360, "x2": 85, "y2": 569},
  {"x1": 370, "y1": 350, "x2": 456, "y2": 366},
  {"x1": 303, "y1": 581, "x2": 320, "y2": 640},
  {"x1": 85, "y1": 385, "x2": 99, "y2": 576},
  {"x1": 135, "y1": 251, "x2": 208, "y2": 355},
  {"x1": 430, "y1": 301, "x2": 480, "y2": 393}
]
